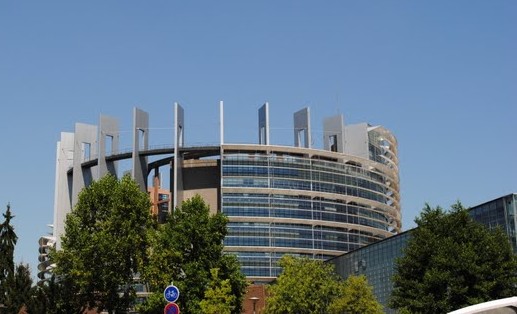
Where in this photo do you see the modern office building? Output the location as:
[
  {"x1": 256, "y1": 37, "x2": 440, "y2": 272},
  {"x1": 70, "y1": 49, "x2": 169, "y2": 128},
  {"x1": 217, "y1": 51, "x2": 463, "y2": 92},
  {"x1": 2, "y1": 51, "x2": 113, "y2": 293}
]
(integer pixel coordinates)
[
  {"x1": 469, "y1": 193, "x2": 517, "y2": 252},
  {"x1": 328, "y1": 231, "x2": 411, "y2": 313},
  {"x1": 38, "y1": 102, "x2": 401, "y2": 283},
  {"x1": 329, "y1": 193, "x2": 517, "y2": 313}
]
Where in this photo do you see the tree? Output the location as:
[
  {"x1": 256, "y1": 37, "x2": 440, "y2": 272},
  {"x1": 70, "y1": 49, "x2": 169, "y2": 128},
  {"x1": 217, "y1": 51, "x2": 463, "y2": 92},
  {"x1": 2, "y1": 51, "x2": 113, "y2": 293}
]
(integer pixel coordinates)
[
  {"x1": 265, "y1": 255, "x2": 343, "y2": 314},
  {"x1": 139, "y1": 195, "x2": 247, "y2": 314},
  {"x1": 0, "y1": 203, "x2": 18, "y2": 308},
  {"x1": 29, "y1": 274, "x2": 81, "y2": 314},
  {"x1": 52, "y1": 174, "x2": 153, "y2": 313},
  {"x1": 328, "y1": 275, "x2": 383, "y2": 314},
  {"x1": 199, "y1": 268, "x2": 236, "y2": 314},
  {"x1": 390, "y1": 202, "x2": 517, "y2": 313},
  {"x1": 3, "y1": 264, "x2": 32, "y2": 313},
  {"x1": 26, "y1": 284, "x2": 50, "y2": 314}
]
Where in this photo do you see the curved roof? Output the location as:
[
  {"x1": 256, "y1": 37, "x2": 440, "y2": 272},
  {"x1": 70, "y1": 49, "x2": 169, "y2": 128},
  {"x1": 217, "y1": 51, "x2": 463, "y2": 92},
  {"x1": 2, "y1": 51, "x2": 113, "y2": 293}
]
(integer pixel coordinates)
[{"x1": 448, "y1": 297, "x2": 517, "y2": 314}]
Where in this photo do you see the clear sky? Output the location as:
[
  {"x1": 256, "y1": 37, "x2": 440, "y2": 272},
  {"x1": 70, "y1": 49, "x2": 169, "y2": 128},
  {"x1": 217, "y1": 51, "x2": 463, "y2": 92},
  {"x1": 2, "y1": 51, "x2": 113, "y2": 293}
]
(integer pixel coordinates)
[{"x1": 1, "y1": 1, "x2": 516, "y2": 277}]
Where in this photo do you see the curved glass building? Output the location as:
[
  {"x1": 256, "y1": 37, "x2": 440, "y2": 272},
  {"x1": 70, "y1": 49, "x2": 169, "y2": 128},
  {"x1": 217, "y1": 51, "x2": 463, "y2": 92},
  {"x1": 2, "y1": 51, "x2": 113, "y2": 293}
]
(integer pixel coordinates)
[
  {"x1": 222, "y1": 129, "x2": 399, "y2": 281},
  {"x1": 41, "y1": 102, "x2": 400, "y2": 283}
]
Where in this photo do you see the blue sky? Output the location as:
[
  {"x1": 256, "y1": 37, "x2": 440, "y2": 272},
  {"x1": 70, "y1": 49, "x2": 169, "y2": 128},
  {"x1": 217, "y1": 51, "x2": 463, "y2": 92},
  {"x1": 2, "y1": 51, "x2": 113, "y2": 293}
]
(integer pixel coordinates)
[{"x1": 1, "y1": 1, "x2": 516, "y2": 276}]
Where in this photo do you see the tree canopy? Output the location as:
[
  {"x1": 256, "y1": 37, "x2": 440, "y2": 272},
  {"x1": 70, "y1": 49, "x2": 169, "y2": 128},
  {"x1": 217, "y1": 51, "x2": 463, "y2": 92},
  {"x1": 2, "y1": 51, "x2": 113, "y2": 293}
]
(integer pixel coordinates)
[
  {"x1": 265, "y1": 255, "x2": 382, "y2": 314},
  {"x1": 138, "y1": 195, "x2": 247, "y2": 314},
  {"x1": 3, "y1": 263, "x2": 32, "y2": 313},
  {"x1": 390, "y1": 202, "x2": 517, "y2": 313},
  {"x1": 199, "y1": 268, "x2": 236, "y2": 314},
  {"x1": 52, "y1": 174, "x2": 154, "y2": 313},
  {"x1": 0, "y1": 203, "x2": 18, "y2": 310},
  {"x1": 328, "y1": 275, "x2": 383, "y2": 314}
]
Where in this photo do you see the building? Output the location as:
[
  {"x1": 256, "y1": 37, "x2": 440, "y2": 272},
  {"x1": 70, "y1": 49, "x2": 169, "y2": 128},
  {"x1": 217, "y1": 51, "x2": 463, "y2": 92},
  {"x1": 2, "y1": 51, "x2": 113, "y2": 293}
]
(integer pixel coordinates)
[
  {"x1": 469, "y1": 193, "x2": 517, "y2": 252},
  {"x1": 329, "y1": 193, "x2": 517, "y2": 313},
  {"x1": 38, "y1": 102, "x2": 401, "y2": 284},
  {"x1": 37, "y1": 225, "x2": 55, "y2": 284},
  {"x1": 328, "y1": 230, "x2": 411, "y2": 313}
]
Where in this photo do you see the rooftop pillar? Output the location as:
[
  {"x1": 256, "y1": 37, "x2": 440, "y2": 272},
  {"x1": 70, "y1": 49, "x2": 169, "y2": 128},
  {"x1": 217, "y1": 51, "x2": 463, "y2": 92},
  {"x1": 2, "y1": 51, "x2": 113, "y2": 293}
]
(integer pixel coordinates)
[
  {"x1": 258, "y1": 102, "x2": 270, "y2": 145},
  {"x1": 132, "y1": 107, "x2": 149, "y2": 191},
  {"x1": 98, "y1": 115, "x2": 119, "y2": 179},
  {"x1": 173, "y1": 103, "x2": 184, "y2": 210},
  {"x1": 220, "y1": 100, "x2": 224, "y2": 145},
  {"x1": 54, "y1": 132, "x2": 74, "y2": 250},
  {"x1": 294, "y1": 107, "x2": 311, "y2": 149},
  {"x1": 323, "y1": 114, "x2": 345, "y2": 153},
  {"x1": 72, "y1": 123, "x2": 98, "y2": 205}
]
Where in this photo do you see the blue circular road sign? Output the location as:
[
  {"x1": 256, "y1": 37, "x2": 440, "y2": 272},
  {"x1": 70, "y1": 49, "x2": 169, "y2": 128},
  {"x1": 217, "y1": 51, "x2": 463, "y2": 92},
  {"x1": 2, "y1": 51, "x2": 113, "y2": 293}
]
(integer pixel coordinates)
[{"x1": 164, "y1": 285, "x2": 180, "y2": 303}]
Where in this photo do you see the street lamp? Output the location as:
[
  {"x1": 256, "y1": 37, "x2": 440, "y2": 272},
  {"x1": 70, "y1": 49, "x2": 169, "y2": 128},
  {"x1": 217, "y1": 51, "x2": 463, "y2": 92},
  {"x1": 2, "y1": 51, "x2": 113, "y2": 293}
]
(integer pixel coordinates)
[{"x1": 249, "y1": 296, "x2": 259, "y2": 314}]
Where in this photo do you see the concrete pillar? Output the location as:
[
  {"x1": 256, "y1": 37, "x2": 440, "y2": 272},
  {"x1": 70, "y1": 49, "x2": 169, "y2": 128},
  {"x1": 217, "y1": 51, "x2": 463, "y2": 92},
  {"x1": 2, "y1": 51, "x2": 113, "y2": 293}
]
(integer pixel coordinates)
[
  {"x1": 98, "y1": 114, "x2": 119, "y2": 179},
  {"x1": 294, "y1": 107, "x2": 311, "y2": 149},
  {"x1": 132, "y1": 107, "x2": 149, "y2": 191},
  {"x1": 258, "y1": 102, "x2": 270, "y2": 145},
  {"x1": 72, "y1": 123, "x2": 98, "y2": 206}
]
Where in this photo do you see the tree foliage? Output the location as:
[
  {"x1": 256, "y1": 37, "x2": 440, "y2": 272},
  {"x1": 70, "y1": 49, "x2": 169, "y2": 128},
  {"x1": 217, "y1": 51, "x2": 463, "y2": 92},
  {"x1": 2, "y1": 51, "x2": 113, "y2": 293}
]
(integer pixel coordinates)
[
  {"x1": 0, "y1": 203, "x2": 19, "y2": 310},
  {"x1": 52, "y1": 174, "x2": 153, "y2": 313},
  {"x1": 199, "y1": 268, "x2": 236, "y2": 314},
  {"x1": 328, "y1": 275, "x2": 383, "y2": 314},
  {"x1": 390, "y1": 202, "x2": 517, "y2": 313},
  {"x1": 139, "y1": 195, "x2": 247, "y2": 314},
  {"x1": 3, "y1": 263, "x2": 32, "y2": 313},
  {"x1": 265, "y1": 256, "x2": 340, "y2": 313}
]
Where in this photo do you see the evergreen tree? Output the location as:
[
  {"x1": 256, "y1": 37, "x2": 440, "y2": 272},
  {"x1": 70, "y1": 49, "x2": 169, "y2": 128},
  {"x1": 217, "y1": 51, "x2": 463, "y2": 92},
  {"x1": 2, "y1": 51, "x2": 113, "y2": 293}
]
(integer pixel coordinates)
[
  {"x1": 0, "y1": 203, "x2": 18, "y2": 309},
  {"x1": 3, "y1": 264, "x2": 32, "y2": 313},
  {"x1": 390, "y1": 202, "x2": 517, "y2": 313}
]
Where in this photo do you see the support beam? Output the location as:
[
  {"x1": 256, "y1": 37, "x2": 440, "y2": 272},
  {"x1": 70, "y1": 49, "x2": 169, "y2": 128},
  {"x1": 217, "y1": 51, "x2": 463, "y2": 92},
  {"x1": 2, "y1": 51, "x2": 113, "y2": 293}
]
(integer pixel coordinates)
[
  {"x1": 294, "y1": 107, "x2": 311, "y2": 149},
  {"x1": 98, "y1": 114, "x2": 119, "y2": 179},
  {"x1": 132, "y1": 107, "x2": 149, "y2": 191},
  {"x1": 173, "y1": 102, "x2": 185, "y2": 210},
  {"x1": 258, "y1": 102, "x2": 270, "y2": 145}
]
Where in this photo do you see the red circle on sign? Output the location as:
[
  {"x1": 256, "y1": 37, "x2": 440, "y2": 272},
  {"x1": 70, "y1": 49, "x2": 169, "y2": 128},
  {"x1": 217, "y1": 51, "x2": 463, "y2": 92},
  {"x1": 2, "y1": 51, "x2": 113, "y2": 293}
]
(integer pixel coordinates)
[{"x1": 164, "y1": 302, "x2": 180, "y2": 314}]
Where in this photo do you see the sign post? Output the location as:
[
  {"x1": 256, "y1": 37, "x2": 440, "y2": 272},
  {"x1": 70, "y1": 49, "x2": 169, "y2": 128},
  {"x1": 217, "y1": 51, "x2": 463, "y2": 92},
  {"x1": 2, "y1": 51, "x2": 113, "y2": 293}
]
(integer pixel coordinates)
[
  {"x1": 164, "y1": 284, "x2": 180, "y2": 303},
  {"x1": 163, "y1": 283, "x2": 180, "y2": 314}
]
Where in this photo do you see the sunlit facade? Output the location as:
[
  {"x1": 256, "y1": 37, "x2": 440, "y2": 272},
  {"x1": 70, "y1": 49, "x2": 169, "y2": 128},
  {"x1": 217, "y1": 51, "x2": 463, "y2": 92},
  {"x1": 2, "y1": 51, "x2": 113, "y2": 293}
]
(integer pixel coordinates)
[
  {"x1": 40, "y1": 102, "x2": 401, "y2": 283},
  {"x1": 330, "y1": 193, "x2": 517, "y2": 313},
  {"x1": 221, "y1": 141, "x2": 400, "y2": 281},
  {"x1": 469, "y1": 193, "x2": 517, "y2": 252}
]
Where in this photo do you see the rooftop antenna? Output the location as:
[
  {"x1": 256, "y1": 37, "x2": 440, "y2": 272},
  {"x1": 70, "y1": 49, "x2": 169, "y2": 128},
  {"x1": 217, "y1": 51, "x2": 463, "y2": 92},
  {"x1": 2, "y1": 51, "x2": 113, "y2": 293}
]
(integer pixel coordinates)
[{"x1": 335, "y1": 91, "x2": 341, "y2": 115}]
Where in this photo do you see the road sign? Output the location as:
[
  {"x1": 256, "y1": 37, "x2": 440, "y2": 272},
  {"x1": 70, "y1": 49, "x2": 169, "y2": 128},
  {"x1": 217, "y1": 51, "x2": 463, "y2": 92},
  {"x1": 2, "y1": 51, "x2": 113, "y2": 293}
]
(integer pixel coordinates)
[
  {"x1": 164, "y1": 302, "x2": 180, "y2": 314},
  {"x1": 164, "y1": 284, "x2": 180, "y2": 303}
]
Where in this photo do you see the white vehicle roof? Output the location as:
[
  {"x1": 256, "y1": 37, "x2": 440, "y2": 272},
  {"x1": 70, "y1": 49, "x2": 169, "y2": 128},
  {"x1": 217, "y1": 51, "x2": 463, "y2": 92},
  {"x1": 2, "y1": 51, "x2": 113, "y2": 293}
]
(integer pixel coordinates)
[{"x1": 448, "y1": 297, "x2": 517, "y2": 314}]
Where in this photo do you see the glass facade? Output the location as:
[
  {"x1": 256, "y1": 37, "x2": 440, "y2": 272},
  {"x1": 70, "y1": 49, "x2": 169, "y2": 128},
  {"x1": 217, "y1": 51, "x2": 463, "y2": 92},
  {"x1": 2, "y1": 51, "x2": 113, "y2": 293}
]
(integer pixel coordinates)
[
  {"x1": 330, "y1": 194, "x2": 517, "y2": 313},
  {"x1": 328, "y1": 231, "x2": 411, "y2": 314},
  {"x1": 221, "y1": 147, "x2": 400, "y2": 281},
  {"x1": 469, "y1": 194, "x2": 517, "y2": 252},
  {"x1": 50, "y1": 106, "x2": 402, "y2": 287}
]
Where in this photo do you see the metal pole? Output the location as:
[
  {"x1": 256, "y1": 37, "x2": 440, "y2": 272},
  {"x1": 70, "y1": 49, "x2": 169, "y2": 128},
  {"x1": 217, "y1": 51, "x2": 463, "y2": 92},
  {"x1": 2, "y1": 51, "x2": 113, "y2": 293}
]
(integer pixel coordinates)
[{"x1": 249, "y1": 297, "x2": 259, "y2": 314}]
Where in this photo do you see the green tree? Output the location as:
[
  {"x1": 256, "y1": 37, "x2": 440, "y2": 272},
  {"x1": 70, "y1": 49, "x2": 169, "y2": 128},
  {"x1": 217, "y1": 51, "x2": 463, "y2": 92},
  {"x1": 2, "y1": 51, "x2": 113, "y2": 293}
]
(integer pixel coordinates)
[
  {"x1": 328, "y1": 275, "x2": 383, "y2": 314},
  {"x1": 139, "y1": 195, "x2": 247, "y2": 314},
  {"x1": 3, "y1": 263, "x2": 32, "y2": 313},
  {"x1": 0, "y1": 203, "x2": 18, "y2": 309},
  {"x1": 31, "y1": 274, "x2": 80, "y2": 314},
  {"x1": 199, "y1": 268, "x2": 236, "y2": 314},
  {"x1": 265, "y1": 255, "x2": 342, "y2": 314},
  {"x1": 26, "y1": 285, "x2": 50, "y2": 314},
  {"x1": 390, "y1": 202, "x2": 517, "y2": 313},
  {"x1": 52, "y1": 174, "x2": 153, "y2": 313}
]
